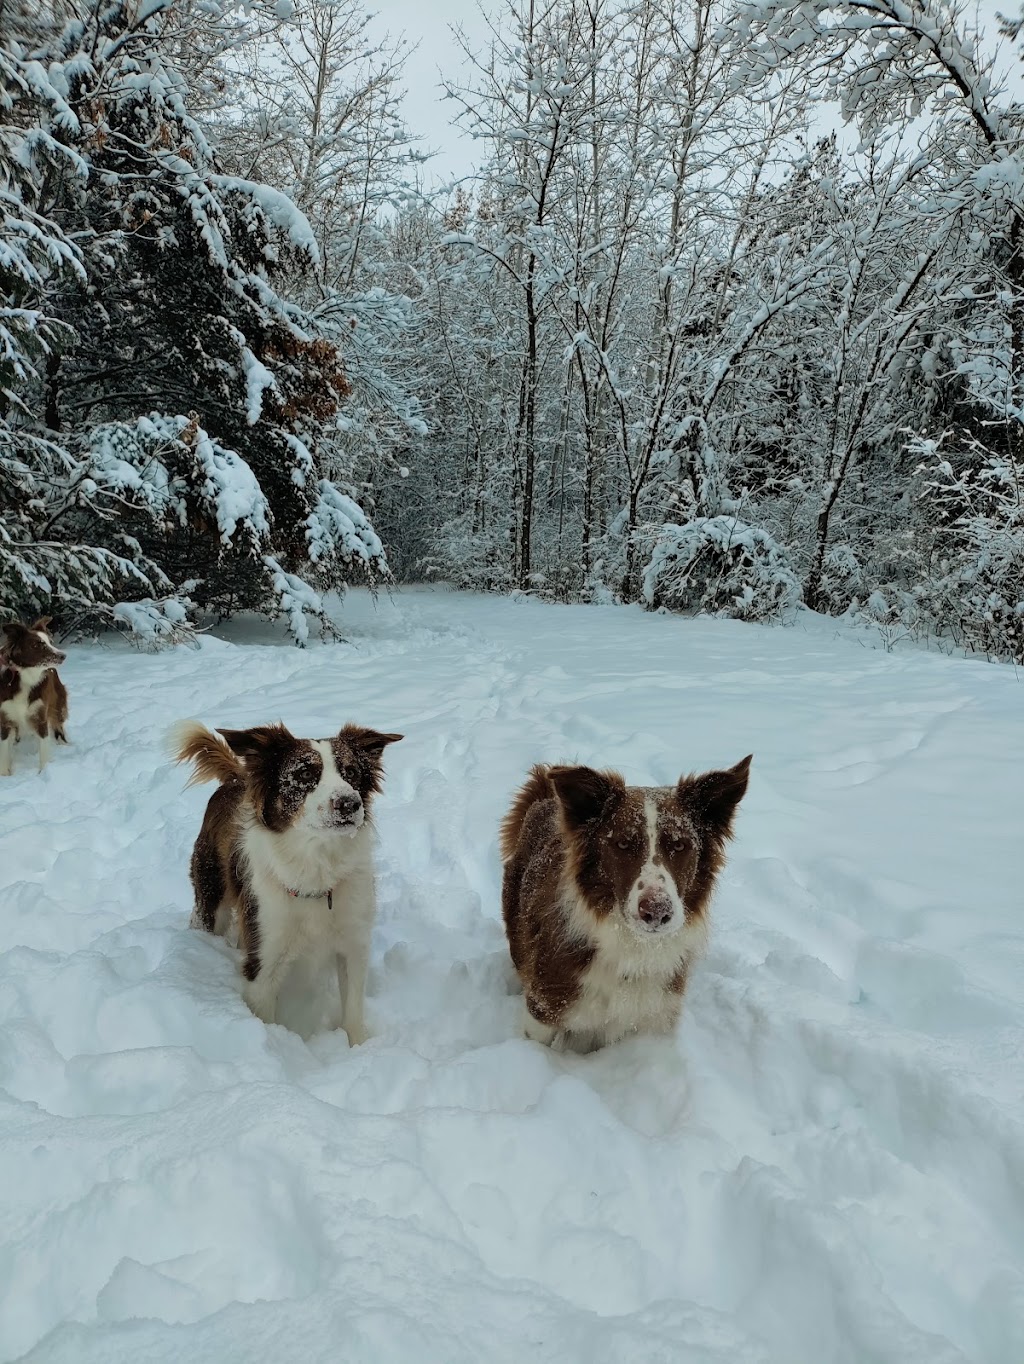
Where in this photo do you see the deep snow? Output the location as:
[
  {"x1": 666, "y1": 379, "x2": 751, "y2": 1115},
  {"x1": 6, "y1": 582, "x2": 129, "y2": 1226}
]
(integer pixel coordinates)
[{"x1": 1, "y1": 588, "x2": 1022, "y2": 1364}]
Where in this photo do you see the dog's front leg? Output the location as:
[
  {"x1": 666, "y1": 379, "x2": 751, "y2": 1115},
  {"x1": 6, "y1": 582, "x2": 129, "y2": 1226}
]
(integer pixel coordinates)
[
  {"x1": 29, "y1": 712, "x2": 53, "y2": 773},
  {"x1": 240, "y1": 889, "x2": 301, "y2": 1026},
  {"x1": 0, "y1": 725, "x2": 11, "y2": 778},
  {"x1": 243, "y1": 971, "x2": 281, "y2": 1026},
  {"x1": 523, "y1": 999, "x2": 568, "y2": 1051},
  {"x1": 332, "y1": 876, "x2": 373, "y2": 1045},
  {"x1": 335, "y1": 939, "x2": 369, "y2": 1045},
  {"x1": 37, "y1": 733, "x2": 52, "y2": 773},
  {"x1": 330, "y1": 953, "x2": 368, "y2": 1044}
]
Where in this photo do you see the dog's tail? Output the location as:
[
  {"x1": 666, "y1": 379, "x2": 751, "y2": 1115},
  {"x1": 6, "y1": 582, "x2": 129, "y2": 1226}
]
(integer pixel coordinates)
[
  {"x1": 499, "y1": 764, "x2": 555, "y2": 863},
  {"x1": 168, "y1": 720, "x2": 243, "y2": 787}
]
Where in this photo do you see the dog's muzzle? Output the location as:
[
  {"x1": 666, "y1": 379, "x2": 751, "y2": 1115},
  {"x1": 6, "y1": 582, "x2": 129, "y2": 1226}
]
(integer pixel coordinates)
[{"x1": 326, "y1": 792, "x2": 363, "y2": 828}]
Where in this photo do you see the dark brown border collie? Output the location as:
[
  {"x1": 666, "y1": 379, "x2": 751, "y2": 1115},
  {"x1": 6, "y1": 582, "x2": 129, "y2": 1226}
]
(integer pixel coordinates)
[
  {"x1": 172, "y1": 720, "x2": 402, "y2": 1039},
  {"x1": 500, "y1": 755, "x2": 751, "y2": 1051},
  {"x1": 0, "y1": 617, "x2": 69, "y2": 776}
]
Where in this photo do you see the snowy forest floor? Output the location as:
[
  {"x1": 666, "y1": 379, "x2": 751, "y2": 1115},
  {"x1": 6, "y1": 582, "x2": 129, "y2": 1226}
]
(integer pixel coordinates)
[{"x1": 1, "y1": 587, "x2": 1023, "y2": 1364}]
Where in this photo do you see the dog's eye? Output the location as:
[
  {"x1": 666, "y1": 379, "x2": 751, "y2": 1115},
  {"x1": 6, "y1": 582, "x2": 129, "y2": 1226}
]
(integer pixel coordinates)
[
  {"x1": 616, "y1": 838, "x2": 632, "y2": 850},
  {"x1": 282, "y1": 758, "x2": 320, "y2": 793}
]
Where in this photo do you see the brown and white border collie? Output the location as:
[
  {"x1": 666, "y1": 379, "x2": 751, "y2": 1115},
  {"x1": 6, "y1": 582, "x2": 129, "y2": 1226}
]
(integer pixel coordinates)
[
  {"x1": 0, "y1": 617, "x2": 69, "y2": 776},
  {"x1": 500, "y1": 754, "x2": 751, "y2": 1051},
  {"x1": 172, "y1": 720, "x2": 402, "y2": 1039}
]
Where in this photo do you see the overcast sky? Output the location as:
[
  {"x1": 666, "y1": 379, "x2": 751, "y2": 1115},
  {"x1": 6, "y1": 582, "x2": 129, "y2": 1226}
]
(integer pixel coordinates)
[
  {"x1": 367, "y1": 0, "x2": 492, "y2": 187},
  {"x1": 367, "y1": 0, "x2": 1023, "y2": 189}
]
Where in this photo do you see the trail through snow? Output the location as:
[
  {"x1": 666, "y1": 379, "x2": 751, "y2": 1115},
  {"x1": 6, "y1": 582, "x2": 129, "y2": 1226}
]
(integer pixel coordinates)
[{"x1": 1, "y1": 588, "x2": 1022, "y2": 1363}]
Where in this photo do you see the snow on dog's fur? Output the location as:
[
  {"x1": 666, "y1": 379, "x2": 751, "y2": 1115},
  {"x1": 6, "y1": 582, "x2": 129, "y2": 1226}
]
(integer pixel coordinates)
[
  {"x1": 172, "y1": 719, "x2": 402, "y2": 1039},
  {"x1": 500, "y1": 755, "x2": 751, "y2": 1051},
  {"x1": 0, "y1": 617, "x2": 69, "y2": 777}
]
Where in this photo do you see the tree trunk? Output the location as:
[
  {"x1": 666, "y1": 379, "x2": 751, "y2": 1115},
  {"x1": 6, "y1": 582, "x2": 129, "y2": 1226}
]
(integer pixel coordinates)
[
  {"x1": 804, "y1": 504, "x2": 832, "y2": 610},
  {"x1": 519, "y1": 278, "x2": 538, "y2": 588},
  {"x1": 622, "y1": 483, "x2": 641, "y2": 600},
  {"x1": 582, "y1": 423, "x2": 596, "y2": 579},
  {"x1": 45, "y1": 352, "x2": 61, "y2": 431}
]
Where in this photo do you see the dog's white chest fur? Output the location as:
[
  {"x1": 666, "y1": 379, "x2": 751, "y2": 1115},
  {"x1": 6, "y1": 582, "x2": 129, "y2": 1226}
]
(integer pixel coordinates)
[
  {"x1": 245, "y1": 815, "x2": 368, "y2": 894},
  {"x1": 241, "y1": 821, "x2": 375, "y2": 945},
  {"x1": 0, "y1": 665, "x2": 45, "y2": 734},
  {"x1": 238, "y1": 820, "x2": 377, "y2": 1039},
  {"x1": 0, "y1": 666, "x2": 49, "y2": 775},
  {"x1": 561, "y1": 896, "x2": 706, "y2": 1047}
]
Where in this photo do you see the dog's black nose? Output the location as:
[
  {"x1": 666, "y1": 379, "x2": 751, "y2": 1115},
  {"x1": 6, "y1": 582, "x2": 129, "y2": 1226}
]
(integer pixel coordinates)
[
  {"x1": 331, "y1": 791, "x2": 361, "y2": 819},
  {"x1": 638, "y1": 890, "x2": 673, "y2": 927}
]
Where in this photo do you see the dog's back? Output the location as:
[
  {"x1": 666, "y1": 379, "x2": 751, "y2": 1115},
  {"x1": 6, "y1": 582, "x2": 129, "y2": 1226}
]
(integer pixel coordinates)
[
  {"x1": 499, "y1": 764, "x2": 556, "y2": 863},
  {"x1": 170, "y1": 722, "x2": 247, "y2": 934},
  {"x1": 499, "y1": 766, "x2": 576, "y2": 987},
  {"x1": 39, "y1": 670, "x2": 68, "y2": 742}
]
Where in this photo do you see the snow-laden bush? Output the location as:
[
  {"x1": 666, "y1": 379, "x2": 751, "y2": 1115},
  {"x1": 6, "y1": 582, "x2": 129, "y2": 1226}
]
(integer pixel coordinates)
[
  {"x1": 110, "y1": 598, "x2": 197, "y2": 649},
  {"x1": 911, "y1": 439, "x2": 1024, "y2": 662},
  {"x1": 841, "y1": 585, "x2": 924, "y2": 652},
  {"x1": 642, "y1": 516, "x2": 800, "y2": 620},
  {"x1": 818, "y1": 544, "x2": 867, "y2": 614},
  {"x1": 419, "y1": 514, "x2": 515, "y2": 592}
]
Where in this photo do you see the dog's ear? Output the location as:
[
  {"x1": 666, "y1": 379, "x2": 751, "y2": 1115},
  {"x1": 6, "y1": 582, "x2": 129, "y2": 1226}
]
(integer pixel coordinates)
[
  {"x1": 216, "y1": 723, "x2": 294, "y2": 765},
  {"x1": 3, "y1": 621, "x2": 26, "y2": 640},
  {"x1": 678, "y1": 755, "x2": 752, "y2": 837},
  {"x1": 548, "y1": 765, "x2": 624, "y2": 827},
  {"x1": 31, "y1": 615, "x2": 53, "y2": 633},
  {"x1": 341, "y1": 727, "x2": 404, "y2": 757}
]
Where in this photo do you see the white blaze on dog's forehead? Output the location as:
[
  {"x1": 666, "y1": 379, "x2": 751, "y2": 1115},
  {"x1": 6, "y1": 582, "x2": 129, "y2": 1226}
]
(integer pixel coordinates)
[
  {"x1": 641, "y1": 796, "x2": 659, "y2": 872},
  {"x1": 621, "y1": 795, "x2": 684, "y2": 929},
  {"x1": 311, "y1": 740, "x2": 358, "y2": 800}
]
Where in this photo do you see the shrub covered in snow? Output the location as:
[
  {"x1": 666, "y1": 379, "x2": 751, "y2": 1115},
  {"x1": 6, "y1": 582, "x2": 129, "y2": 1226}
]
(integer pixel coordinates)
[
  {"x1": 419, "y1": 514, "x2": 516, "y2": 593},
  {"x1": 910, "y1": 438, "x2": 1024, "y2": 663},
  {"x1": 642, "y1": 517, "x2": 800, "y2": 620},
  {"x1": 817, "y1": 544, "x2": 867, "y2": 615}
]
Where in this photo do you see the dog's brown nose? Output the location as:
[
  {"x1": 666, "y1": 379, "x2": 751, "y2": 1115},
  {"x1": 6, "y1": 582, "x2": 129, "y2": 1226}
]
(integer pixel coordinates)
[
  {"x1": 330, "y1": 792, "x2": 361, "y2": 819},
  {"x1": 638, "y1": 889, "x2": 673, "y2": 928}
]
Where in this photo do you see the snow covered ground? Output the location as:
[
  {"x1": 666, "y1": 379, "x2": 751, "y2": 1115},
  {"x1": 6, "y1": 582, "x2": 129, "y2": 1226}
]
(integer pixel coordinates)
[{"x1": 2, "y1": 587, "x2": 1023, "y2": 1364}]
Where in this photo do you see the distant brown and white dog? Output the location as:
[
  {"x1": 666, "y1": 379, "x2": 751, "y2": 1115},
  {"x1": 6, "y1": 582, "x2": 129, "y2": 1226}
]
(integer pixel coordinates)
[
  {"x1": 0, "y1": 617, "x2": 69, "y2": 776},
  {"x1": 500, "y1": 755, "x2": 751, "y2": 1051},
  {"x1": 172, "y1": 720, "x2": 402, "y2": 1039}
]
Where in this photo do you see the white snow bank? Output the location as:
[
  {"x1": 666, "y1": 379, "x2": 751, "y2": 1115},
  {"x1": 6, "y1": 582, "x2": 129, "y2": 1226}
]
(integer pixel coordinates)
[{"x1": 1, "y1": 589, "x2": 1022, "y2": 1363}]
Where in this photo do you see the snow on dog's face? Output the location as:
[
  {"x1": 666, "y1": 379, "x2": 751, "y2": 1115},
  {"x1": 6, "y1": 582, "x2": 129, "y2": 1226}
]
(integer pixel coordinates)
[
  {"x1": 2, "y1": 617, "x2": 66, "y2": 670},
  {"x1": 218, "y1": 723, "x2": 402, "y2": 835},
  {"x1": 549, "y1": 756, "x2": 751, "y2": 939}
]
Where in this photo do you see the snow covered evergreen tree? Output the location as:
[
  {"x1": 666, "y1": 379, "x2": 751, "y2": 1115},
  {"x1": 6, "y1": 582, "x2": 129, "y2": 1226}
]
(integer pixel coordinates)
[{"x1": 1, "y1": 0, "x2": 387, "y2": 641}]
